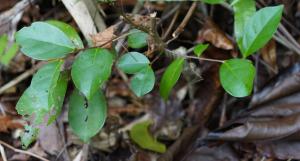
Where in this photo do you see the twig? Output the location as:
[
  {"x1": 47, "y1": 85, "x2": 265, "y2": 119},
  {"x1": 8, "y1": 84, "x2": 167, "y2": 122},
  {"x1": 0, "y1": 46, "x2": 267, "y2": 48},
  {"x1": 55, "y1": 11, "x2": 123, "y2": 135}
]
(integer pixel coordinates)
[
  {"x1": 164, "y1": 49, "x2": 224, "y2": 63},
  {"x1": 0, "y1": 62, "x2": 44, "y2": 95},
  {"x1": 172, "y1": 2, "x2": 197, "y2": 38},
  {"x1": 0, "y1": 144, "x2": 8, "y2": 161},
  {"x1": 0, "y1": 140, "x2": 49, "y2": 161},
  {"x1": 162, "y1": 8, "x2": 180, "y2": 40}
]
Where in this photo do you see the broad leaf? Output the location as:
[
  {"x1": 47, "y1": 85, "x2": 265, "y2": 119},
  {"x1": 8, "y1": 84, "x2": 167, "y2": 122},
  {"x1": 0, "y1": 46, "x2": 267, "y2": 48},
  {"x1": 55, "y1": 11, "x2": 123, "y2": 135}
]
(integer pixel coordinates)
[
  {"x1": 117, "y1": 52, "x2": 150, "y2": 74},
  {"x1": 68, "y1": 90, "x2": 107, "y2": 142},
  {"x1": 47, "y1": 20, "x2": 84, "y2": 49},
  {"x1": 130, "y1": 66, "x2": 155, "y2": 97},
  {"x1": 130, "y1": 120, "x2": 166, "y2": 153},
  {"x1": 219, "y1": 59, "x2": 256, "y2": 97},
  {"x1": 17, "y1": 61, "x2": 64, "y2": 123},
  {"x1": 127, "y1": 29, "x2": 148, "y2": 49},
  {"x1": 16, "y1": 60, "x2": 67, "y2": 148},
  {"x1": 159, "y1": 58, "x2": 184, "y2": 100},
  {"x1": 16, "y1": 22, "x2": 76, "y2": 60},
  {"x1": 71, "y1": 48, "x2": 113, "y2": 100},
  {"x1": 239, "y1": 5, "x2": 283, "y2": 57},
  {"x1": 202, "y1": 0, "x2": 225, "y2": 4},
  {"x1": 0, "y1": 43, "x2": 19, "y2": 66},
  {"x1": 0, "y1": 34, "x2": 8, "y2": 56},
  {"x1": 193, "y1": 44, "x2": 209, "y2": 57},
  {"x1": 232, "y1": 0, "x2": 255, "y2": 41}
]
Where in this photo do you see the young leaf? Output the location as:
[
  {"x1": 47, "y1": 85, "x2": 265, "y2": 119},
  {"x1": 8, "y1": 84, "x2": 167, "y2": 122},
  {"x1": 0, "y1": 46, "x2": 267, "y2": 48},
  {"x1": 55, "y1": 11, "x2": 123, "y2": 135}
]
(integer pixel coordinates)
[
  {"x1": 21, "y1": 125, "x2": 39, "y2": 149},
  {"x1": 71, "y1": 48, "x2": 113, "y2": 100},
  {"x1": 232, "y1": 0, "x2": 255, "y2": 41},
  {"x1": 68, "y1": 90, "x2": 107, "y2": 142},
  {"x1": 16, "y1": 60, "x2": 64, "y2": 124},
  {"x1": 193, "y1": 44, "x2": 209, "y2": 57},
  {"x1": 16, "y1": 22, "x2": 76, "y2": 60},
  {"x1": 159, "y1": 58, "x2": 184, "y2": 100},
  {"x1": 130, "y1": 120, "x2": 166, "y2": 153},
  {"x1": 219, "y1": 59, "x2": 256, "y2": 97},
  {"x1": 0, "y1": 43, "x2": 19, "y2": 66},
  {"x1": 0, "y1": 34, "x2": 8, "y2": 56},
  {"x1": 117, "y1": 52, "x2": 150, "y2": 74},
  {"x1": 47, "y1": 20, "x2": 84, "y2": 49},
  {"x1": 202, "y1": 0, "x2": 225, "y2": 4},
  {"x1": 127, "y1": 29, "x2": 148, "y2": 49},
  {"x1": 239, "y1": 5, "x2": 283, "y2": 58},
  {"x1": 130, "y1": 66, "x2": 155, "y2": 97}
]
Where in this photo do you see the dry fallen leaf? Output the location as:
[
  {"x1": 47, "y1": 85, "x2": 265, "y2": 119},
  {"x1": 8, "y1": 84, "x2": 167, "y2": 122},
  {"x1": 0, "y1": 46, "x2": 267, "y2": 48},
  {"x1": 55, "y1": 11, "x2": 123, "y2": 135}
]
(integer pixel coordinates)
[
  {"x1": 197, "y1": 19, "x2": 234, "y2": 50},
  {"x1": 0, "y1": 115, "x2": 24, "y2": 132},
  {"x1": 260, "y1": 39, "x2": 278, "y2": 74},
  {"x1": 91, "y1": 25, "x2": 116, "y2": 49}
]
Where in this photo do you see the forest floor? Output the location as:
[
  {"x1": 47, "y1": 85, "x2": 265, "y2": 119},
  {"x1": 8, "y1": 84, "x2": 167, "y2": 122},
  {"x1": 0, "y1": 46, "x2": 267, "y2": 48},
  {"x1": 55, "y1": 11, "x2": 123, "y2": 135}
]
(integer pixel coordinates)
[{"x1": 1, "y1": 0, "x2": 300, "y2": 161}]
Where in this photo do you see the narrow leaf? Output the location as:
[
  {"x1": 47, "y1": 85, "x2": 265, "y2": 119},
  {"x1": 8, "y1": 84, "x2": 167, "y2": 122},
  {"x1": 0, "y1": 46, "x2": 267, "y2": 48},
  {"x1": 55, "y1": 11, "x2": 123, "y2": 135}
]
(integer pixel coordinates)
[
  {"x1": 71, "y1": 48, "x2": 113, "y2": 100},
  {"x1": 232, "y1": 0, "x2": 256, "y2": 41},
  {"x1": 16, "y1": 22, "x2": 76, "y2": 60},
  {"x1": 130, "y1": 120, "x2": 166, "y2": 153},
  {"x1": 239, "y1": 5, "x2": 283, "y2": 57},
  {"x1": 47, "y1": 20, "x2": 84, "y2": 49},
  {"x1": 127, "y1": 29, "x2": 148, "y2": 49},
  {"x1": 220, "y1": 59, "x2": 256, "y2": 97},
  {"x1": 159, "y1": 58, "x2": 184, "y2": 100},
  {"x1": 68, "y1": 90, "x2": 107, "y2": 142},
  {"x1": 130, "y1": 66, "x2": 155, "y2": 97},
  {"x1": 193, "y1": 44, "x2": 209, "y2": 57},
  {"x1": 117, "y1": 52, "x2": 150, "y2": 74}
]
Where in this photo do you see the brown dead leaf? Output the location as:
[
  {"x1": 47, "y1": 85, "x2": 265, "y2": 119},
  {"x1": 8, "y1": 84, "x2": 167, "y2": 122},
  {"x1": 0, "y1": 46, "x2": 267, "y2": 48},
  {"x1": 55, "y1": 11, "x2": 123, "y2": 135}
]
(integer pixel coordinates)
[
  {"x1": 260, "y1": 39, "x2": 278, "y2": 74},
  {"x1": 0, "y1": 115, "x2": 24, "y2": 132},
  {"x1": 250, "y1": 62, "x2": 300, "y2": 107},
  {"x1": 91, "y1": 25, "x2": 116, "y2": 49},
  {"x1": 197, "y1": 19, "x2": 234, "y2": 50}
]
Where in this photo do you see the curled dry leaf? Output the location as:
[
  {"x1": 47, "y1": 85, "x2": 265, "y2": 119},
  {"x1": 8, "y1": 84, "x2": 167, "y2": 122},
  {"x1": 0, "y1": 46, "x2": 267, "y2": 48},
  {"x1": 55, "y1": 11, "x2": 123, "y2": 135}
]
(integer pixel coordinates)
[
  {"x1": 260, "y1": 39, "x2": 278, "y2": 74},
  {"x1": 91, "y1": 25, "x2": 116, "y2": 49},
  {"x1": 250, "y1": 62, "x2": 300, "y2": 107},
  {"x1": 197, "y1": 19, "x2": 234, "y2": 50}
]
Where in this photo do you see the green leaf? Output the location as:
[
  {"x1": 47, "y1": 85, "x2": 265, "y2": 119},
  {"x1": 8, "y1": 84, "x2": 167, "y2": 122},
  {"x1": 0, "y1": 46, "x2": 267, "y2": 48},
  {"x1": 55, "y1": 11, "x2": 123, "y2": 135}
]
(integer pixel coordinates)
[
  {"x1": 159, "y1": 58, "x2": 184, "y2": 100},
  {"x1": 219, "y1": 59, "x2": 256, "y2": 97},
  {"x1": 71, "y1": 48, "x2": 113, "y2": 100},
  {"x1": 239, "y1": 5, "x2": 283, "y2": 58},
  {"x1": 16, "y1": 61, "x2": 64, "y2": 123},
  {"x1": 21, "y1": 126, "x2": 39, "y2": 149},
  {"x1": 16, "y1": 22, "x2": 76, "y2": 60},
  {"x1": 47, "y1": 72, "x2": 69, "y2": 124},
  {"x1": 117, "y1": 52, "x2": 150, "y2": 74},
  {"x1": 127, "y1": 29, "x2": 148, "y2": 49},
  {"x1": 232, "y1": 0, "x2": 255, "y2": 41},
  {"x1": 130, "y1": 120, "x2": 166, "y2": 153},
  {"x1": 0, "y1": 34, "x2": 8, "y2": 56},
  {"x1": 0, "y1": 43, "x2": 19, "y2": 66},
  {"x1": 68, "y1": 90, "x2": 107, "y2": 142},
  {"x1": 202, "y1": 0, "x2": 225, "y2": 4},
  {"x1": 193, "y1": 44, "x2": 209, "y2": 57},
  {"x1": 130, "y1": 66, "x2": 155, "y2": 97},
  {"x1": 47, "y1": 20, "x2": 84, "y2": 49}
]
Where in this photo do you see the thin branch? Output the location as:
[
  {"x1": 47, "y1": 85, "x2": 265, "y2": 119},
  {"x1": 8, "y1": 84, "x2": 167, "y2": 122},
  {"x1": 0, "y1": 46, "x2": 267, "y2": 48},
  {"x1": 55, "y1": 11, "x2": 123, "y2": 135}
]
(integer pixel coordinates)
[
  {"x1": 0, "y1": 144, "x2": 8, "y2": 161},
  {"x1": 162, "y1": 8, "x2": 180, "y2": 40},
  {"x1": 164, "y1": 49, "x2": 224, "y2": 63},
  {"x1": 0, "y1": 140, "x2": 49, "y2": 161},
  {"x1": 172, "y1": 2, "x2": 197, "y2": 38}
]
